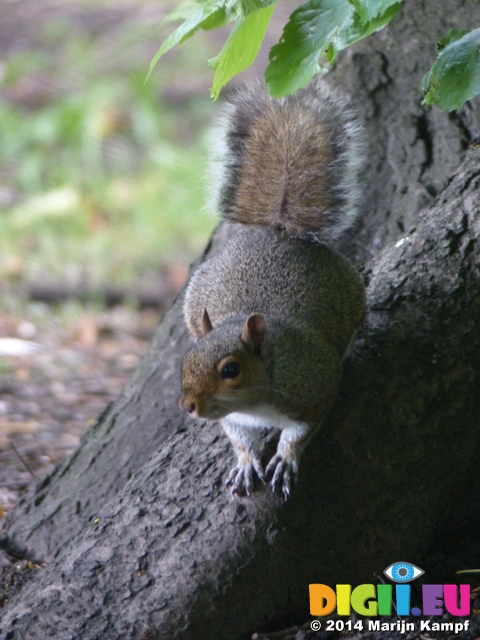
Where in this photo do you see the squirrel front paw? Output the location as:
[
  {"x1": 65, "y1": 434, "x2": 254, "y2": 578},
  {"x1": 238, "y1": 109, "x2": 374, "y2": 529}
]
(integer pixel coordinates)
[
  {"x1": 265, "y1": 453, "x2": 299, "y2": 500},
  {"x1": 225, "y1": 456, "x2": 265, "y2": 497}
]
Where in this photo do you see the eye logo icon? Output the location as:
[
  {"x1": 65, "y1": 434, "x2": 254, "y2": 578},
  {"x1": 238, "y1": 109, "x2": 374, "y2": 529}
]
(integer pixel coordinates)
[{"x1": 384, "y1": 562, "x2": 424, "y2": 583}]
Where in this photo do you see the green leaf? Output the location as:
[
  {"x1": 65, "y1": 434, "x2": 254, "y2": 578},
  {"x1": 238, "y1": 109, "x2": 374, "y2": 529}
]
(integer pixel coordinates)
[
  {"x1": 347, "y1": 0, "x2": 400, "y2": 24},
  {"x1": 422, "y1": 28, "x2": 480, "y2": 110},
  {"x1": 160, "y1": 0, "x2": 200, "y2": 25},
  {"x1": 148, "y1": 1, "x2": 230, "y2": 79},
  {"x1": 148, "y1": 0, "x2": 278, "y2": 82},
  {"x1": 266, "y1": 0, "x2": 354, "y2": 97},
  {"x1": 437, "y1": 29, "x2": 469, "y2": 51},
  {"x1": 334, "y1": 1, "x2": 401, "y2": 51},
  {"x1": 149, "y1": 0, "x2": 403, "y2": 96},
  {"x1": 235, "y1": 0, "x2": 277, "y2": 14},
  {"x1": 209, "y1": 4, "x2": 276, "y2": 100},
  {"x1": 266, "y1": 0, "x2": 402, "y2": 97}
]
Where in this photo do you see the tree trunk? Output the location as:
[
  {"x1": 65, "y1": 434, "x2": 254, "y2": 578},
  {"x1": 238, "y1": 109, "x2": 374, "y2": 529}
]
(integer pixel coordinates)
[{"x1": 1, "y1": 2, "x2": 480, "y2": 638}]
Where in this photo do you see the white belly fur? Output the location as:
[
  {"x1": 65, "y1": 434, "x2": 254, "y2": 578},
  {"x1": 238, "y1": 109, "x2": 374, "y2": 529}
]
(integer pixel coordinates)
[{"x1": 225, "y1": 405, "x2": 308, "y2": 434}]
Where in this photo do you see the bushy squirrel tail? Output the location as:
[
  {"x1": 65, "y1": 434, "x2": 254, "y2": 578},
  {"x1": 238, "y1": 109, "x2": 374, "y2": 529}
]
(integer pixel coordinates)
[{"x1": 209, "y1": 80, "x2": 365, "y2": 243}]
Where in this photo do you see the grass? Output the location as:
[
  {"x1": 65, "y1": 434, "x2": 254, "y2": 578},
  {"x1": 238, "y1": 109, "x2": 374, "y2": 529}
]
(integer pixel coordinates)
[{"x1": 0, "y1": 1, "x2": 218, "y2": 291}]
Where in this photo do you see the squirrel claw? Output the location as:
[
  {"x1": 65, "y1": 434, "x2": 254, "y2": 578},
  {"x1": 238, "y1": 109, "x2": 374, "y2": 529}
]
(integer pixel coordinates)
[
  {"x1": 266, "y1": 454, "x2": 297, "y2": 501},
  {"x1": 226, "y1": 459, "x2": 265, "y2": 497}
]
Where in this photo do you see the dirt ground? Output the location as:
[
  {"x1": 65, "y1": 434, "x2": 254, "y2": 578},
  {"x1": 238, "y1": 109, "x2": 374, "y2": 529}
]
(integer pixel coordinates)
[{"x1": 0, "y1": 302, "x2": 165, "y2": 516}]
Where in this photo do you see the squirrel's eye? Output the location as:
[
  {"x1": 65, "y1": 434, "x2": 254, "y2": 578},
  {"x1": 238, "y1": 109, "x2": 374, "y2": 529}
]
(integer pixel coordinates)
[{"x1": 220, "y1": 362, "x2": 241, "y2": 379}]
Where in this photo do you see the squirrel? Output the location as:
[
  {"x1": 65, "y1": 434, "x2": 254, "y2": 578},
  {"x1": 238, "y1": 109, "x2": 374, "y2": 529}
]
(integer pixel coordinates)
[{"x1": 179, "y1": 79, "x2": 366, "y2": 500}]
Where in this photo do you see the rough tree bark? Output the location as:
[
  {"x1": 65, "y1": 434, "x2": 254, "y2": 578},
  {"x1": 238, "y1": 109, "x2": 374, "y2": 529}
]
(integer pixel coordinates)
[{"x1": 1, "y1": 2, "x2": 480, "y2": 638}]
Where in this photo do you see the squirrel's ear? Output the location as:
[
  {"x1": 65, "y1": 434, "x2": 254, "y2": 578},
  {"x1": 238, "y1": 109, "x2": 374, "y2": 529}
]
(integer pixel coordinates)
[
  {"x1": 241, "y1": 313, "x2": 268, "y2": 356},
  {"x1": 201, "y1": 308, "x2": 213, "y2": 336}
]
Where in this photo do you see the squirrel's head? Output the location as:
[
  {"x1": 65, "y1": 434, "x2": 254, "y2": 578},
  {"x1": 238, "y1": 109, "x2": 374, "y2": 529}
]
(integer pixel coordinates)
[{"x1": 179, "y1": 310, "x2": 271, "y2": 420}]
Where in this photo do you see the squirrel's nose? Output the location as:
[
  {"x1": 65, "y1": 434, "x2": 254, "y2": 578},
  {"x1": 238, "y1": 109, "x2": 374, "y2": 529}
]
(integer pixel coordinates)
[{"x1": 179, "y1": 393, "x2": 197, "y2": 415}]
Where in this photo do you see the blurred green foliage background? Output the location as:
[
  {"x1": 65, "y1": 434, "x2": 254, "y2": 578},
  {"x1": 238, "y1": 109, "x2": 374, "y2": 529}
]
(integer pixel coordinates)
[{"x1": 0, "y1": 0, "x2": 218, "y2": 295}]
